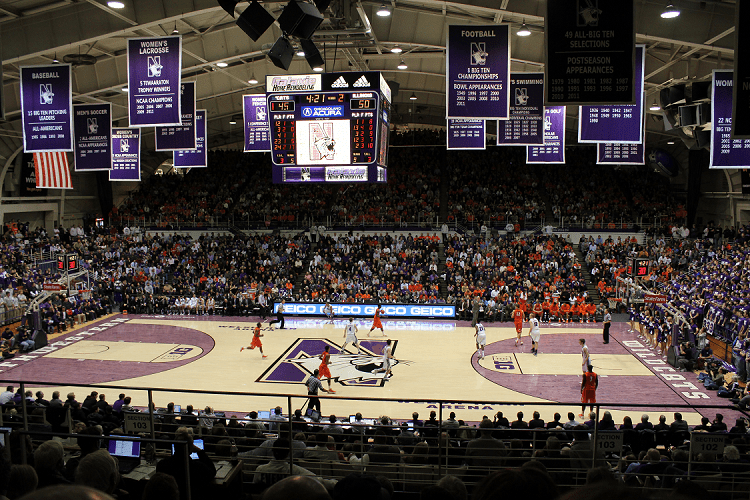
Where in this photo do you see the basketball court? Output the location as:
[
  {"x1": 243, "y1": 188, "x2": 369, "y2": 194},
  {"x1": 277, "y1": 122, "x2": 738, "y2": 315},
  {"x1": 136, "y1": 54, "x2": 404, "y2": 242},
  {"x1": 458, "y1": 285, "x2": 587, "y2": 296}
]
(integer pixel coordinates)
[{"x1": 0, "y1": 314, "x2": 738, "y2": 425}]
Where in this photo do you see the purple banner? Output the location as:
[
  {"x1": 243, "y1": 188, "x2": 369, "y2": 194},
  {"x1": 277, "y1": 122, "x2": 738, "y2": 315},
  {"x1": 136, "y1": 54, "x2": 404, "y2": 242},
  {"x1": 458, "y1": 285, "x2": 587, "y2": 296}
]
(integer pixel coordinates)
[
  {"x1": 174, "y1": 110, "x2": 206, "y2": 168},
  {"x1": 128, "y1": 36, "x2": 182, "y2": 127},
  {"x1": 497, "y1": 72, "x2": 544, "y2": 146},
  {"x1": 110, "y1": 128, "x2": 141, "y2": 181},
  {"x1": 526, "y1": 106, "x2": 566, "y2": 164},
  {"x1": 579, "y1": 46, "x2": 645, "y2": 143},
  {"x1": 155, "y1": 81, "x2": 196, "y2": 151},
  {"x1": 20, "y1": 64, "x2": 73, "y2": 153},
  {"x1": 244, "y1": 94, "x2": 271, "y2": 152},
  {"x1": 597, "y1": 142, "x2": 644, "y2": 164},
  {"x1": 711, "y1": 70, "x2": 750, "y2": 168},
  {"x1": 447, "y1": 119, "x2": 485, "y2": 150},
  {"x1": 73, "y1": 103, "x2": 111, "y2": 171},
  {"x1": 446, "y1": 25, "x2": 510, "y2": 119}
]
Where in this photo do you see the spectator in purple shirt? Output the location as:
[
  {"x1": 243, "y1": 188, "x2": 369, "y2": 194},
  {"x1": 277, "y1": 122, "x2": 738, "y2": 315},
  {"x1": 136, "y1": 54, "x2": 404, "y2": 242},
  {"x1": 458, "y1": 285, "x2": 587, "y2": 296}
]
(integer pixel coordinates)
[{"x1": 111, "y1": 393, "x2": 126, "y2": 413}]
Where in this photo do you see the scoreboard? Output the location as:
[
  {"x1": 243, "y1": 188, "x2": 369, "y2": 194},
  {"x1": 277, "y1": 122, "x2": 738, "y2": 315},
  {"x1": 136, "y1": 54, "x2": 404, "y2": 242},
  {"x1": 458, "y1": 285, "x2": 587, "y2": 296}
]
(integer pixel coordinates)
[
  {"x1": 266, "y1": 72, "x2": 391, "y2": 183},
  {"x1": 626, "y1": 257, "x2": 650, "y2": 278}
]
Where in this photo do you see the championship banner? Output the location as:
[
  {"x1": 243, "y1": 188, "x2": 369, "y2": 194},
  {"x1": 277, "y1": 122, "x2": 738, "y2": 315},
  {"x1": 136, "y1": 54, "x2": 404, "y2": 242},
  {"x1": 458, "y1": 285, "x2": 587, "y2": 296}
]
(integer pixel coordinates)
[
  {"x1": 20, "y1": 153, "x2": 46, "y2": 196},
  {"x1": 243, "y1": 94, "x2": 271, "y2": 152},
  {"x1": 20, "y1": 64, "x2": 73, "y2": 152},
  {"x1": 73, "y1": 103, "x2": 112, "y2": 171},
  {"x1": 446, "y1": 24, "x2": 511, "y2": 119},
  {"x1": 733, "y1": 0, "x2": 750, "y2": 138},
  {"x1": 174, "y1": 110, "x2": 206, "y2": 168},
  {"x1": 447, "y1": 119, "x2": 486, "y2": 150},
  {"x1": 597, "y1": 142, "x2": 644, "y2": 164},
  {"x1": 527, "y1": 106, "x2": 566, "y2": 164},
  {"x1": 497, "y1": 72, "x2": 544, "y2": 146},
  {"x1": 110, "y1": 128, "x2": 141, "y2": 181},
  {"x1": 127, "y1": 36, "x2": 182, "y2": 127},
  {"x1": 710, "y1": 70, "x2": 750, "y2": 168},
  {"x1": 579, "y1": 45, "x2": 645, "y2": 143},
  {"x1": 155, "y1": 81, "x2": 196, "y2": 151},
  {"x1": 545, "y1": 0, "x2": 635, "y2": 105},
  {"x1": 742, "y1": 169, "x2": 750, "y2": 195}
]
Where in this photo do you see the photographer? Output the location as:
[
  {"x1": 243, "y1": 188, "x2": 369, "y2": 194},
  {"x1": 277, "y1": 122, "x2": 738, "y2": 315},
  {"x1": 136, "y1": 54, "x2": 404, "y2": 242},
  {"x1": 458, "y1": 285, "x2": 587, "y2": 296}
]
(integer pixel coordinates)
[
  {"x1": 694, "y1": 343, "x2": 713, "y2": 371},
  {"x1": 675, "y1": 342, "x2": 696, "y2": 372}
]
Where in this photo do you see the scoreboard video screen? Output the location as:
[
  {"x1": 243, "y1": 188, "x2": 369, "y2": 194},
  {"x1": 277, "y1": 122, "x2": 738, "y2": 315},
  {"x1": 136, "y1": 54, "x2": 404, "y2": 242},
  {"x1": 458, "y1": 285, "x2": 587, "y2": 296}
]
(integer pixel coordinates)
[{"x1": 266, "y1": 72, "x2": 391, "y2": 183}]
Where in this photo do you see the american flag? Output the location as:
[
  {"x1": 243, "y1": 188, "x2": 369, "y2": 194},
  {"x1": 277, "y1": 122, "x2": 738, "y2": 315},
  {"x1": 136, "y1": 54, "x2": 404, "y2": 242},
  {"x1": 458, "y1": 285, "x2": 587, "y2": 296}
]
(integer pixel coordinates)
[{"x1": 33, "y1": 152, "x2": 73, "y2": 189}]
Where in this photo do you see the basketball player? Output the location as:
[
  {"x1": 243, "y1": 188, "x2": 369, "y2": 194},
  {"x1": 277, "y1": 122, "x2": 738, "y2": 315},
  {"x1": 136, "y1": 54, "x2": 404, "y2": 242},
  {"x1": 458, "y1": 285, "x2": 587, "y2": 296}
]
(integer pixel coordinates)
[
  {"x1": 512, "y1": 303, "x2": 524, "y2": 346},
  {"x1": 580, "y1": 338, "x2": 591, "y2": 374},
  {"x1": 368, "y1": 304, "x2": 385, "y2": 337},
  {"x1": 528, "y1": 312, "x2": 541, "y2": 356},
  {"x1": 474, "y1": 321, "x2": 487, "y2": 360},
  {"x1": 323, "y1": 302, "x2": 334, "y2": 320},
  {"x1": 342, "y1": 318, "x2": 361, "y2": 354},
  {"x1": 580, "y1": 364, "x2": 598, "y2": 419},
  {"x1": 373, "y1": 339, "x2": 394, "y2": 379},
  {"x1": 319, "y1": 345, "x2": 336, "y2": 393},
  {"x1": 240, "y1": 322, "x2": 267, "y2": 358}
]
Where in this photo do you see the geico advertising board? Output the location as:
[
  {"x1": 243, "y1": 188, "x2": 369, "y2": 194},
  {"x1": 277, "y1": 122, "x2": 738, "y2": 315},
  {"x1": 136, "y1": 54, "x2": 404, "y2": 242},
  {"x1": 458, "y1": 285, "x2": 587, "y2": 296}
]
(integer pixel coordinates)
[{"x1": 273, "y1": 302, "x2": 455, "y2": 318}]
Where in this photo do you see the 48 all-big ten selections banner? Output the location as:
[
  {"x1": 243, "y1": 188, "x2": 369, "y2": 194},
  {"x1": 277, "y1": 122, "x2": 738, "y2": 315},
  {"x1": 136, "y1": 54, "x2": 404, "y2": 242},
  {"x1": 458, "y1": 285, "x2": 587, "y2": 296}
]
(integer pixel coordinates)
[
  {"x1": 174, "y1": 110, "x2": 207, "y2": 168},
  {"x1": 497, "y1": 73, "x2": 544, "y2": 146},
  {"x1": 110, "y1": 128, "x2": 141, "y2": 181},
  {"x1": 155, "y1": 82, "x2": 196, "y2": 151},
  {"x1": 20, "y1": 64, "x2": 73, "y2": 152},
  {"x1": 73, "y1": 103, "x2": 112, "y2": 171},
  {"x1": 710, "y1": 70, "x2": 750, "y2": 169},
  {"x1": 527, "y1": 106, "x2": 566, "y2": 164},
  {"x1": 244, "y1": 94, "x2": 271, "y2": 152},
  {"x1": 447, "y1": 119, "x2": 485, "y2": 150},
  {"x1": 446, "y1": 25, "x2": 511, "y2": 120},
  {"x1": 127, "y1": 36, "x2": 182, "y2": 127}
]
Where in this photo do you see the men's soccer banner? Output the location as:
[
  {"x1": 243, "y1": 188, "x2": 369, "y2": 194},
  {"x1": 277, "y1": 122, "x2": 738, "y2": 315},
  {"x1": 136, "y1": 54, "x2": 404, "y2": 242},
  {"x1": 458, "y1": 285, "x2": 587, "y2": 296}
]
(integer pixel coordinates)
[
  {"x1": 244, "y1": 94, "x2": 271, "y2": 152},
  {"x1": 73, "y1": 103, "x2": 112, "y2": 171},
  {"x1": 20, "y1": 64, "x2": 73, "y2": 152},
  {"x1": 127, "y1": 36, "x2": 182, "y2": 127},
  {"x1": 597, "y1": 142, "x2": 644, "y2": 164},
  {"x1": 579, "y1": 45, "x2": 645, "y2": 143},
  {"x1": 447, "y1": 119, "x2": 485, "y2": 150},
  {"x1": 446, "y1": 24, "x2": 510, "y2": 119},
  {"x1": 527, "y1": 106, "x2": 566, "y2": 164},
  {"x1": 174, "y1": 110, "x2": 206, "y2": 168},
  {"x1": 110, "y1": 128, "x2": 141, "y2": 181},
  {"x1": 155, "y1": 81, "x2": 196, "y2": 151},
  {"x1": 710, "y1": 70, "x2": 750, "y2": 168},
  {"x1": 497, "y1": 72, "x2": 544, "y2": 146}
]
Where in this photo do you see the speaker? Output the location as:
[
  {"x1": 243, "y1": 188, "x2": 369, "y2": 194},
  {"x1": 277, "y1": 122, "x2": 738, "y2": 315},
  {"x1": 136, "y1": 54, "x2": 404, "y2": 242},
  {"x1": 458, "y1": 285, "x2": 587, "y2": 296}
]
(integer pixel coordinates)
[
  {"x1": 300, "y1": 38, "x2": 324, "y2": 70},
  {"x1": 278, "y1": 0, "x2": 323, "y2": 39},
  {"x1": 314, "y1": 0, "x2": 333, "y2": 12},
  {"x1": 268, "y1": 37, "x2": 294, "y2": 70},
  {"x1": 217, "y1": 0, "x2": 239, "y2": 18},
  {"x1": 386, "y1": 80, "x2": 400, "y2": 99},
  {"x1": 237, "y1": 1, "x2": 276, "y2": 41},
  {"x1": 695, "y1": 128, "x2": 711, "y2": 149}
]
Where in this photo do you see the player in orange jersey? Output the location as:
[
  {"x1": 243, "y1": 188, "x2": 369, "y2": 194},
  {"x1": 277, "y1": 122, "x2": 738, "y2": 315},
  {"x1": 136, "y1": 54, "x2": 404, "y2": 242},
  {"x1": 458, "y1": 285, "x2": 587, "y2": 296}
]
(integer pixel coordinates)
[
  {"x1": 541, "y1": 299, "x2": 552, "y2": 323},
  {"x1": 549, "y1": 300, "x2": 559, "y2": 323},
  {"x1": 240, "y1": 322, "x2": 267, "y2": 358},
  {"x1": 512, "y1": 304, "x2": 524, "y2": 346},
  {"x1": 561, "y1": 302, "x2": 571, "y2": 323},
  {"x1": 319, "y1": 345, "x2": 336, "y2": 393},
  {"x1": 368, "y1": 304, "x2": 385, "y2": 337},
  {"x1": 571, "y1": 302, "x2": 581, "y2": 323}
]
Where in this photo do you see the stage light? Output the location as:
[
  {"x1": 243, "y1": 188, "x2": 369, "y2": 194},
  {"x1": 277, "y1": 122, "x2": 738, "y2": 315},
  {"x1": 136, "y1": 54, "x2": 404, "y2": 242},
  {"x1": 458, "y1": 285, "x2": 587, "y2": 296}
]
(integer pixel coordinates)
[
  {"x1": 236, "y1": 1, "x2": 275, "y2": 41},
  {"x1": 390, "y1": 46, "x2": 402, "y2": 54},
  {"x1": 661, "y1": 3, "x2": 680, "y2": 18},
  {"x1": 397, "y1": 60, "x2": 407, "y2": 70},
  {"x1": 517, "y1": 23, "x2": 531, "y2": 37},
  {"x1": 268, "y1": 36, "x2": 295, "y2": 70},
  {"x1": 376, "y1": 3, "x2": 391, "y2": 17},
  {"x1": 217, "y1": 0, "x2": 239, "y2": 17}
]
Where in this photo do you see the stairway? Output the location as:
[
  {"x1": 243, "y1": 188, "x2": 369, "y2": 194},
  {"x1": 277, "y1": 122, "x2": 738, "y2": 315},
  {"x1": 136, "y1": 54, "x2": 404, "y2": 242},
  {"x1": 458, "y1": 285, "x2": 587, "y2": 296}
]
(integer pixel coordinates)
[{"x1": 572, "y1": 246, "x2": 602, "y2": 305}]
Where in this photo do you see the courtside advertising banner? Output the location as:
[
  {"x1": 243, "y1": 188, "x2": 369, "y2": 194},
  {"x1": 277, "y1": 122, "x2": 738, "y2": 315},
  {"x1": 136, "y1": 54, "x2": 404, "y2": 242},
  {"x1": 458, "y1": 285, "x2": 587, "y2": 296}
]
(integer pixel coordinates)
[
  {"x1": 155, "y1": 81, "x2": 196, "y2": 151},
  {"x1": 733, "y1": 0, "x2": 750, "y2": 138},
  {"x1": 127, "y1": 36, "x2": 182, "y2": 127},
  {"x1": 274, "y1": 302, "x2": 456, "y2": 319},
  {"x1": 447, "y1": 119, "x2": 486, "y2": 150},
  {"x1": 545, "y1": 0, "x2": 635, "y2": 105},
  {"x1": 446, "y1": 24, "x2": 511, "y2": 119},
  {"x1": 710, "y1": 70, "x2": 750, "y2": 168},
  {"x1": 174, "y1": 110, "x2": 206, "y2": 168},
  {"x1": 497, "y1": 72, "x2": 544, "y2": 145},
  {"x1": 20, "y1": 64, "x2": 73, "y2": 152},
  {"x1": 579, "y1": 45, "x2": 645, "y2": 143},
  {"x1": 110, "y1": 128, "x2": 141, "y2": 181},
  {"x1": 243, "y1": 94, "x2": 271, "y2": 152},
  {"x1": 597, "y1": 142, "x2": 644, "y2": 164},
  {"x1": 527, "y1": 106, "x2": 566, "y2": 164},
  {"x1": 73, "y1": 103, "x2": 112, "y2": 171}
]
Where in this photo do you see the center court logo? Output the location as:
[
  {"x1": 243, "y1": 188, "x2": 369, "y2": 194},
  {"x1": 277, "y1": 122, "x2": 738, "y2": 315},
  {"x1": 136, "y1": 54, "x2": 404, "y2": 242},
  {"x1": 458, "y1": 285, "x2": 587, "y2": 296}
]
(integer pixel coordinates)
[{"x1": 258, "y1": 338, "x2": 403, "y2": 387}]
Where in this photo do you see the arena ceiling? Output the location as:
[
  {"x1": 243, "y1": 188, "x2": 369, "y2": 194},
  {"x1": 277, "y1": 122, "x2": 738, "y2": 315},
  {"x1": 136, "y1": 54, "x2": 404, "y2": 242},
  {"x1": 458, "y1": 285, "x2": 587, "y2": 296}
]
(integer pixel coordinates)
[{"x1": 0, "y1": 0, "x2": 739, "y2": 176}]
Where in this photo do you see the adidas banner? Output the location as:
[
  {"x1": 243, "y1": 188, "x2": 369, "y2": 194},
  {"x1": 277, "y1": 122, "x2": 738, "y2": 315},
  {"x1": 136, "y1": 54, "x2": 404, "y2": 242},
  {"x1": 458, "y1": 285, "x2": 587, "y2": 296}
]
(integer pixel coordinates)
[
  {"x1": 127, "y1": 36, "x2": 182, "y2": 127},
  {"x1": 20, "y1": 64, "x2": 74, "y2": 153},
  {"x1": 243, "y1": 94, "x2": 271, "y2": 152},
  {"x1": 73, "y1": 103, "x2": 112, "y2": 171},
  {"x1": 110, "y1": 128, "x2": 141, "y2": 181},
  {"x1": 174, "y1": 110, "x2": 206, "y2": 168},
  {"x1": 155, "y1": 81, "x2": 196, "y2": 151},
  {"x1": 321, "y1": 72, "x2": 382, "y2": 92}
]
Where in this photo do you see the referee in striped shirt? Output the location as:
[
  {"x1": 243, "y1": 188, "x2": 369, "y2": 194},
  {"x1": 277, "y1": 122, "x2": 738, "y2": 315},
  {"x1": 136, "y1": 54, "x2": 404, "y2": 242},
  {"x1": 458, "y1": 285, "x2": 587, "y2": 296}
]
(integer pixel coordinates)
[
  {"x1": 602, "y1": 308, "x2": 611, "y2": 344},
  {"x1": 306, "y1": 369, "x2": 329, "y2": 414}
]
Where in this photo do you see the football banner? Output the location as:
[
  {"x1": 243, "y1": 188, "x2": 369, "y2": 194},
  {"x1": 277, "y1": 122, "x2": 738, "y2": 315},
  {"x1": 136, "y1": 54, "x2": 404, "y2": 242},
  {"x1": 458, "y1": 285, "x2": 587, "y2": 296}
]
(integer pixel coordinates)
[
  {"x1": 497, "y1": 72, "x2": 544, "y2": 146},
  {"x1": 174, "y1": 110, "x2": 207, "y2": 168},
  {"x1": 244, "y1": 94, "x2": 271, "y2": 152},
  {"x1": 127, "y1": 36, "x2": 182, "y2": 127},
  {"x1": 710, "y1": 70, "x2": 750, "y2": 168},
  {"x1": 447, "y1": 119, "x2": 485, "y2": 150},
  {"x1": 446, "y1": 24, "x2": 511, "y2": 119},
  {"x1": 155, "y1": 81, "x2": 196, "y2": 151},
  {"x1": 110, "y1": 128, "x2": 141, "y2": 181},
  {"x1": 73, "y1": 103, "x2": 112, "y2": 171},
  {"x1": 20, "y1": 64, "x2": 73, "y2": 152},
  {"x1": 526, "y1": 106, "x2": 566, "y2": 164}
]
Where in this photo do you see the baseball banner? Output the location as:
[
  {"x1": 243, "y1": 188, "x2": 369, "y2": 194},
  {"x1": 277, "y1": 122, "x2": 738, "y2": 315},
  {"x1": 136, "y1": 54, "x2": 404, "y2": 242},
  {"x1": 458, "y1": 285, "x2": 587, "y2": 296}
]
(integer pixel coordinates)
[
  {"x1": 447, "y1": 119, "x2": 486, "y2": 150},
  {"x1": 527, "y1": 106, "x2": 566, "y2": 164},
  {"x1": 73, "y1": 103, "x2": 112, "y2": 171},
  {"x1": 497, "y1": 72, "x2": 544, "y2": 146},
  {"x1": 155, "y1": 81, "x2": 196, "y2": 151},
  {"x1": 20, "y1": 64, "x2": 73, "y2": 152},
  {"x1": 174, "y1": 110, "x2": 207, "y2": 168},
  {"x1": 127, "y1": 36, "x2": 182, "y2": 127},
  {"x1": 110, "y1": 128, "x2": 141, "y2": 181},
  {"x1": 244, "y1": 94, "x2": 271, "y2": 152}
]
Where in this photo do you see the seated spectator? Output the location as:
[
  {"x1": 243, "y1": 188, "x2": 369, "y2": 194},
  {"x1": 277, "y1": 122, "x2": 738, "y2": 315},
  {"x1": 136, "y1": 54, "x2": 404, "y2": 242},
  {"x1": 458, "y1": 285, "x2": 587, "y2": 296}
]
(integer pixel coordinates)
[
  {"x1": 367, "y1": 431, "x2": 402, "y2": 464},
  {"x1": 253, "y1": 439, "x2": 315, "y2": 488},
  {"x1": 155, "y1": 426, "x2": 215, "y2": 500},
  {"x1": 34, "y1": 441, "x2": 70, "y2": 488},
  {"x1": 465, "y1": 418, "x2": 506, "y2": 467},
  {"x1": 74, "y1": 450, "x2": 119, "y2": 496},
  {"x1": 303, "y1": 433, "x2": 337, "y2": 462}
]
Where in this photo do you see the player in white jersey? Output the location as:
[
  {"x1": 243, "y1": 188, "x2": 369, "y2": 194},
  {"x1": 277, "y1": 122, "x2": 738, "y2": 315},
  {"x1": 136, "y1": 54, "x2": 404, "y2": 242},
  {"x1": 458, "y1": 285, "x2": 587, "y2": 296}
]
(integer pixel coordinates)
[
  {"x1": 323, "y1": 302, "x2": 334, "y2": 320},
  {"x1": 474, "y1": 321, "x2": 487, "y2": 360},
  {"x1": 372, "y1": 339, "x2": 394, "y2": 379},
  {"x1": 528, "y1": 312, "x2": 541, "y2": 356},
  {"x1": 342, "y1": 318, "x2": 361, "y2": 354},
  {"x1": 580, "y1": 338, "x2": 591, "y2": 373}
]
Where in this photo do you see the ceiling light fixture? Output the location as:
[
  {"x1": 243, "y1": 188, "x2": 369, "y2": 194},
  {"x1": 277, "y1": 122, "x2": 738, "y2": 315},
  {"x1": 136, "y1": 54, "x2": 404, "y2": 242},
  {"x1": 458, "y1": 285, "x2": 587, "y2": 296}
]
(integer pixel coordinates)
[
  {"x1": 216, "y1": 61, "x2": 228, "y2": 68},
  {"x1": 122, "y1": 87, "x2": 129, "y2": 92},
  {"x1": 313, "y1": 66, "x2": 324, "y2": 72},
  {"x1": 296, "y1": 49, "x2": 306, "y2": 57},
  {"x1": 517, "y1": 23, "x2": 531, "y2": 37},
  {"x1": 52, "y1": 53, "x2": 59, "y2": 63},
  {"x1": 661, "y1": 3, "x2": 680, "y2": 18},
  {"x1": 107, "y1": 1, "x2": 125, "y2": 8},
  {"x1": 409, "y1": 92, "x2": 417, "y2": 100},
  {"x1": 248, "y1": 74, "x2": 259, "y2": 84},
  {"x1": 390, "y1": 46, "x2": 403, "y2": 54},
  {"x1": 172, "y1": 22, "x2": 179, "y2": 35},
  {"x1": 229, "y1": 118, "x2": 237, "y2": 125},
  {"x1": 397, "y1": 60, "x2": 408, "y2": 70},
  {"x1": 667, "y1": 140, "x2": 676, "y2": 144},
  {"x1": 376, "y1": 3, "x2": 391, "y2": 17},
  {"x1": 649, "y1": 102, "x2": 661, "y2": 111}
]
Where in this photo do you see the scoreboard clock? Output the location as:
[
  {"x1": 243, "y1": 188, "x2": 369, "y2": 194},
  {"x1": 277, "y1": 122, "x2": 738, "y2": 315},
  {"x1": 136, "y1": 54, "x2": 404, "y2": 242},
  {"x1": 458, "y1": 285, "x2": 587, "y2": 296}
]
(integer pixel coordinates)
[
  {"x1": 266, "y1": 72, "x2": 391, "y2": 183},
  {"x1": 626, "y1": 257, "x2": 649, "y2": 277},
  {"x1": 57, "y1": 254, "x2": 79, "y2": 272}
]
